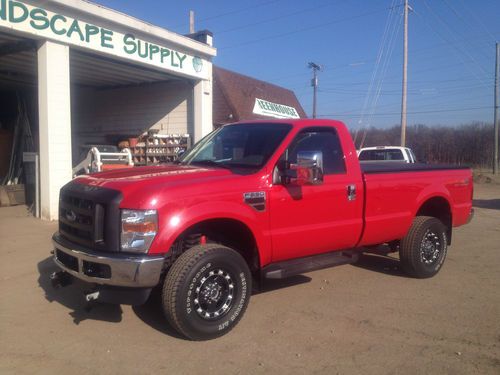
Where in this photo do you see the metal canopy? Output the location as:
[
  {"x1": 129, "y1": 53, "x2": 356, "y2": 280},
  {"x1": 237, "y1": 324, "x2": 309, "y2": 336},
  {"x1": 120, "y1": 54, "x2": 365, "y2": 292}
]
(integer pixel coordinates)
[{"x1": 0, "y1": 32, "x2": 180, "y2": 88}]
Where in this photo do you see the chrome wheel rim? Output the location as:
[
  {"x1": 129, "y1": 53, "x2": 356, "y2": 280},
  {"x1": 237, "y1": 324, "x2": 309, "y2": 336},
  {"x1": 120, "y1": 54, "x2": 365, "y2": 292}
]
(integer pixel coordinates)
[
  {"x1": 420, "y1": 230, "x2": 441, "y2": 265},
  {"x1": 194, "y1": 269, "x2": 235, "y2": 320}
]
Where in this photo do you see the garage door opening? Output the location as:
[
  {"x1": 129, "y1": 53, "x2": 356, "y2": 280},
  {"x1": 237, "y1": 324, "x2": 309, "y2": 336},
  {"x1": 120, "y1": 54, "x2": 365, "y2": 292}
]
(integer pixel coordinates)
[
  {"x1": 1, "y1": 0, "x2": 215, "y2": 220},
  {"x1": 70, "y1": 50, "x2": 194, "y2": 171},
  {"x1": 1, "y1": 36, "x2": 199, "y2": 217},
  {"x1": 0, "y1": 32, "x2": 38, "y2": 213}
]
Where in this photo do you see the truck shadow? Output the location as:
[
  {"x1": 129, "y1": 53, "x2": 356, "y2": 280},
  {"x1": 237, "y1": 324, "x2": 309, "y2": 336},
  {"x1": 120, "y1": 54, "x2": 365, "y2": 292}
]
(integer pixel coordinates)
[
  {"x1": 37, "y1": 257, "x2": 123, "y2": 325},
  {"x1": 255, "y1": 275, "x2": 312, "y2": 294},
  {"x1": 473, "y1": 199, "x2": 500, "y2": 210},
  {"x1": 352, "y1": 253, "x2": 406, "y2": 277},
  {"x1": 132, "y1": 288, "x2": 188, "y2": 340},
  {"x1": 38, "y1": 256, "x2": 310, "y2": 339}
]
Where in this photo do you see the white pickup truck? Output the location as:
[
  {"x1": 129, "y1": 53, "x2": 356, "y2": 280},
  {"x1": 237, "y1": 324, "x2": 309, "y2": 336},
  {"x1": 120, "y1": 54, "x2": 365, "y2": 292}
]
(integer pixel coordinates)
[{"x1": 358, "y1": 146, "x2": 417, "y2": 163}]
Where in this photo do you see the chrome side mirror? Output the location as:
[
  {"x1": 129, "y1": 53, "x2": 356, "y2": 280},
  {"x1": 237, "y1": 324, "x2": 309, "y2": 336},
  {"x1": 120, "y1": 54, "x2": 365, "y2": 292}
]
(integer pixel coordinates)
[{"x1": 285, "y1": 151, "x2": 324, "y2": 186}]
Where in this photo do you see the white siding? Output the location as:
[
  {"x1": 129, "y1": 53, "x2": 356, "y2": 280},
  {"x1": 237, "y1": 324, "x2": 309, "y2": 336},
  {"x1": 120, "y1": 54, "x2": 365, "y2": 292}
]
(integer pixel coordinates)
[{"x1": 72, "y1": 80, "x2": 193, "y2": 163}]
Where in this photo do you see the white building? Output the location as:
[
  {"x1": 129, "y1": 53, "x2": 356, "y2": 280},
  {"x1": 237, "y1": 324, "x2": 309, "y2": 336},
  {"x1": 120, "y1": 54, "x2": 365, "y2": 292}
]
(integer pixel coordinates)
[{"x1": 0, "y1": 0, "x2": 216, "y2": 220}]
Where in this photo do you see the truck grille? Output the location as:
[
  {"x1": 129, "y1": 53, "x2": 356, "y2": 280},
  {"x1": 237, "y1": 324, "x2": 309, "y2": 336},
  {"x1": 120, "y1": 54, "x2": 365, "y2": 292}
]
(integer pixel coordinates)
[
  {"x1": 59, "y1": 193, "x2": 103, "y2": 247},
  {"x1": 58, "y1": 183, "x2": 122, "y2": 252}
]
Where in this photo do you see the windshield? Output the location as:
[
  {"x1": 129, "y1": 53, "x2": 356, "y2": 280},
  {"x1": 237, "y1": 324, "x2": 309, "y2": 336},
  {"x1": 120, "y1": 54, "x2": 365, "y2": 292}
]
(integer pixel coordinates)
[
  {"x1": 359, "y1": 149, "x2": 404, "y2": 161},
  {"x1": 179, "y1": 123, "x2": 292, "y2": 171}
]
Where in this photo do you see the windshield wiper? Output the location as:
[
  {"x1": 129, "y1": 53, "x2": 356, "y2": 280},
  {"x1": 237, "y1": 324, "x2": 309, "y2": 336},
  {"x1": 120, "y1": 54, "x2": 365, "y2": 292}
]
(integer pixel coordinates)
[{"x1": 190, "y1": 160, "x2": 231, "y2": 169}]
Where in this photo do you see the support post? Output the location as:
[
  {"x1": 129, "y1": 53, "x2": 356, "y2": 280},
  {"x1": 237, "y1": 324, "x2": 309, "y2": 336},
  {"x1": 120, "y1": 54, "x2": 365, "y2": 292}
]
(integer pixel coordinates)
[
  {"x1": 494, "y1": 42, "x2": 499, "y2": 174},
  {"x1": 312, "y1": 68, "x2": 318, "y2": 119},
  {"x1": 38, "y1": 41, "x2": 72, "y2": 220},
  {"x1": 189, "y1": 10, "x2": 195, "y2": 34},
  {"x1": 308, "y1": 62, "x2": 321, "y2": 119},
  {"x1": 400, "y1": 0, "x2": 409, "y2": 146},
  {"x1": 193, "y1": 63, "x2": 213, "y2": 142}
]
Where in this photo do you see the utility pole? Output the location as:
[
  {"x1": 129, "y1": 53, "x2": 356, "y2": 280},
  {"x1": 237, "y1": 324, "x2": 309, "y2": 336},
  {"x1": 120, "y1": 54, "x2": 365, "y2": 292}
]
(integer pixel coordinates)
[
  {"x1": 189, "y1": 10, "x2": 195, "y2": 34},
  {"x1": 400, "y1": 0, "x2": 409, "y2": 146},
  {"x1": 308, "y1": 62, "x2": 321, "y2": 118},
  {"x1": 494, "y1": 42, "x2": 499, "y2": 174}
]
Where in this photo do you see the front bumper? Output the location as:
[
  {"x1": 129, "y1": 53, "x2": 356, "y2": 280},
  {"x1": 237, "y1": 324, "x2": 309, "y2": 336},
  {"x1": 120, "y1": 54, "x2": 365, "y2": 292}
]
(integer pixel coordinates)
[{"x1": 52, "y1": 233, "x2": 164, "y2": 287}]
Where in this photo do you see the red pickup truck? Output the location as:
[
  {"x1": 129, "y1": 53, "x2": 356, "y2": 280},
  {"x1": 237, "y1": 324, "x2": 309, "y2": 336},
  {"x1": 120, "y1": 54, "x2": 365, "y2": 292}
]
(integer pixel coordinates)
[{"x1": 51, "y1": 119, "x2": 473, "y2": 340}]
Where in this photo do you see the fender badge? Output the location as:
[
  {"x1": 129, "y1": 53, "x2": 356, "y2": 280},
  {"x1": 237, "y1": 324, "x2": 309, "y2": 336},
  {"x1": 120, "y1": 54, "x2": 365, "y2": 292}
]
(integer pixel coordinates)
[{"x1": 243, "y1": 192, "x2": 266, "y2": 212}]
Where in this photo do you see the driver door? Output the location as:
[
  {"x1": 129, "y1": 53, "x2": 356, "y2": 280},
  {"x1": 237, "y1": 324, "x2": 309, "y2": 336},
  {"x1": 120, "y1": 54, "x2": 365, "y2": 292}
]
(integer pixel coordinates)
[{"x1": 269, "y1": 127, "x2": 363, "y2": 262}]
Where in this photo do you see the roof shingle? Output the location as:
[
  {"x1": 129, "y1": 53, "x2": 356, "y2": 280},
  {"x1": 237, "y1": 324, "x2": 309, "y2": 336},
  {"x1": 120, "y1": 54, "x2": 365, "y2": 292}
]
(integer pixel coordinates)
[{"x1": 213, "y1": 66, "x2": 307, "y2": 126}]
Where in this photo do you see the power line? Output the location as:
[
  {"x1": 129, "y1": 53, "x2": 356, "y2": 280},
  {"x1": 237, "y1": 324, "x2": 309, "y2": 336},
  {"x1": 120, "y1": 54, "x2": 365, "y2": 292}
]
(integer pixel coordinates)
[
  {"x1": 441, "y1": 0, "x2": 494, "y2": 53},
  {"x1": 319, "y1": 105, "x2": 493, "y2": 118},
  {"x1": 215, "y1": 0, "x2": 344, "y2": 35},
  {"x1": 321, "y1": 77, "x2": 493, "y2": 87},
  {"x1": 458, "y1": 0, "x2": 498, "y2": 43},
  {"x1": 358, "y1": 0, "x2": 400, "y2": 127},
  {"x1": 270, "y1": 31, "x2": 497, "y2": 85},
  {"x1": 218, "y1": 6, "x2": 391, "y2": 50},
  {"x1": 418, "y1": 0, "x2": 491, "y2": 85},
  {"x1": 183, "y1": 0, "x2": 283, "y2": 26},
  {"x1": 319, "y1": 82, "x2": 491, "y2": 94},
  {"x1": 333, "y1": 92, "x2": 493, "y2": 116},
  {"x1": 319, "y1": 60, "x2": 492, "y2": 91}
]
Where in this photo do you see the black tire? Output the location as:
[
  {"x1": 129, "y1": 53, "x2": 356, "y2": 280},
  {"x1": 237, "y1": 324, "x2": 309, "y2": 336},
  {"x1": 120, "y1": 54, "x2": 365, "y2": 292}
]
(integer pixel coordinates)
[
  {"x1": 162, "y1": 244, "x2": 251, "y2": 340},
  {"x1": 399, "y1": 216, "x2": 448, "y2": 278}
]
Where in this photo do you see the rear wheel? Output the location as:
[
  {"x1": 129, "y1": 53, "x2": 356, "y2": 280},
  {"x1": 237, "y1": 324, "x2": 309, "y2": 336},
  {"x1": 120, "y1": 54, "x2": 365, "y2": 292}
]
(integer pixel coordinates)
[
  {"x1": 399, "y1": 216, "x2": 448, "y2": 278},
  {"x1": 162, "y1": 244, "x2": 251, "y2": 340}
]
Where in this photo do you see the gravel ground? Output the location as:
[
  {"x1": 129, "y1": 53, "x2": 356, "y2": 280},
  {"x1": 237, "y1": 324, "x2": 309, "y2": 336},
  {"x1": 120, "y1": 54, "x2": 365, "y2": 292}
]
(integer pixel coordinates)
[{"x1": 0, "y1": 183, "x2": 499, "y2": 374}]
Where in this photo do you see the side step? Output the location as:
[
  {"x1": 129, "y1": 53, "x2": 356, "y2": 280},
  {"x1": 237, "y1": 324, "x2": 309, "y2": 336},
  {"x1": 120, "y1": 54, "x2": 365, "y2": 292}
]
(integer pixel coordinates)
[{"x1": 263, "y1": 250, "x2": 360, "y2": 279}]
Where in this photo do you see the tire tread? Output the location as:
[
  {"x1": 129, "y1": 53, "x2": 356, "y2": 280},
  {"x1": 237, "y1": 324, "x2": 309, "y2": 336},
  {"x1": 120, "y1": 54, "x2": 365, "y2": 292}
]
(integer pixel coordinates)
[
  {"x1": 162, "y1": 244, "x2": 247, "y2": 340},
  {"x1": 399, "y1": 216, "x2": 446, "y2": 278}
]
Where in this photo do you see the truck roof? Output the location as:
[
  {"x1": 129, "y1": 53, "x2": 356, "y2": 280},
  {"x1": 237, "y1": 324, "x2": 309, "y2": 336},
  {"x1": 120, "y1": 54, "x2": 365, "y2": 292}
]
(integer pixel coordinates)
[{"x1": 223, "y1": 118, "x2": 347, "y2": 130}]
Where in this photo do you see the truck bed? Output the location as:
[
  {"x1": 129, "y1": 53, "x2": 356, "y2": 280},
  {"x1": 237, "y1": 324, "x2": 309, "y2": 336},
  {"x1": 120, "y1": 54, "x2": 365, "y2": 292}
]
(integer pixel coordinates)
[
  {"x1": 358, "y1": 163, "x2": 472, "y2": 247},
  {"x1": 361, "y1": 162, "x2": 470, "y2": 174}
]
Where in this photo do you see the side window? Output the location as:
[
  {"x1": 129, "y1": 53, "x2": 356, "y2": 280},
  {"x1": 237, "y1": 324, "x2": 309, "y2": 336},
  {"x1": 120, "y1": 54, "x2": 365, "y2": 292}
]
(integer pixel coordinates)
[{"x1": 286, "y1": 128, "x2": 346, "y2": 174}]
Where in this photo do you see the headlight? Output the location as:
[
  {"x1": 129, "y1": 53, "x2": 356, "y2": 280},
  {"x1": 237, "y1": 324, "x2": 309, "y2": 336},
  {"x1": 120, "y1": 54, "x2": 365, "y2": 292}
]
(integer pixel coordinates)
[{"x1": 120, "y1": 209, "x2": 158, "y2": 253}]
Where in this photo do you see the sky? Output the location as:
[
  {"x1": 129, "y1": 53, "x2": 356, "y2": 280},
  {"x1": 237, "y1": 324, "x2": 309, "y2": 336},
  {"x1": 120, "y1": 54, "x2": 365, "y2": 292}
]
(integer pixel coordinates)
[{"x1": 94, "y1": 0, "x2": 500, "y2": 130}]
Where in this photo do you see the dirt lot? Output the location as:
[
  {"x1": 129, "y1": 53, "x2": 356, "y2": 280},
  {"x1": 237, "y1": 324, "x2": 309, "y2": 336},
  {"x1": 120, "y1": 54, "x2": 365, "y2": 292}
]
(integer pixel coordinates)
[{"x1": 1, "y1": 183, "x2": 499, "y2": 374}]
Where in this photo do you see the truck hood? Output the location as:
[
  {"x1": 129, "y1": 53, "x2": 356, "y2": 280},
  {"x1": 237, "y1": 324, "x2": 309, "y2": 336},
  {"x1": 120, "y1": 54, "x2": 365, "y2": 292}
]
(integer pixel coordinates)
[
  {"x1": 79, "y1": 164, "x2": 230, "y2": 182},
  {"x1": 73, "y1": 164, "x2": 260, "y2": 209}
]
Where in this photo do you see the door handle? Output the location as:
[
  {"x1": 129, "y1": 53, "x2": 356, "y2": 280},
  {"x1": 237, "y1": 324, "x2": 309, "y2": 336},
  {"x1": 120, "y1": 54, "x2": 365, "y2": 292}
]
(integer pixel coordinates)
[{"x1": 347, "y1": 184, "x2": 356, "y2": 201}]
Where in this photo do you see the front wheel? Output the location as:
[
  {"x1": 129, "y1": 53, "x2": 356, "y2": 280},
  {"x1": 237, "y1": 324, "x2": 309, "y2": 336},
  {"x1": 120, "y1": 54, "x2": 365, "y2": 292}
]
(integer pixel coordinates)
[
  {"x1": 399, "y1": 216, "x2": 448, "y2": 278},
  {"x1": 162, "y1": 244, "x2": 251, "y2": 340}
]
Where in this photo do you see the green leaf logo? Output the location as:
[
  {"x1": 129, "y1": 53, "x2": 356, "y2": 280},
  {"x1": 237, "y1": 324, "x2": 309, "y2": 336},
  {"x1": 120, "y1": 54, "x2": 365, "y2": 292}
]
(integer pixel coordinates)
[{"x1": 192, "y1": 56, "x2": 203, "y2": 73}]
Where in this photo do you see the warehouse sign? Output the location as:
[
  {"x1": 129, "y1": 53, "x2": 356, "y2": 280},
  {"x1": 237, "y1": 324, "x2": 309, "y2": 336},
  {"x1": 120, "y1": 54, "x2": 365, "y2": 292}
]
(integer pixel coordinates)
[
  {"x1": 0, "y1": 0, "x2": 208, "y2": 79},
  {"x1": 253, "y1": 98, "x2": 300, "y2": 119}
]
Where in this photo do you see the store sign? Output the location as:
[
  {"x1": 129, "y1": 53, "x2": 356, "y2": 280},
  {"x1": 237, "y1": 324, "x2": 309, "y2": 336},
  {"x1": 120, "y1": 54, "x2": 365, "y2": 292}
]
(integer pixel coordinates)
[
  {"x1": 0, "y1": 0, "x2": 208, "y2": 79},
  {"x1": 253, "y1": 98, "x2": 300, "y2": 119}
]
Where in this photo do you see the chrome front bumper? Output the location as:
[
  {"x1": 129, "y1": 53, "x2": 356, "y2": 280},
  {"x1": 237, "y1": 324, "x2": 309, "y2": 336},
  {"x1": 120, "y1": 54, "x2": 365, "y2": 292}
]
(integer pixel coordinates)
[{"x1": 52, "y1": 233, "x2": 164, "y2": 287}]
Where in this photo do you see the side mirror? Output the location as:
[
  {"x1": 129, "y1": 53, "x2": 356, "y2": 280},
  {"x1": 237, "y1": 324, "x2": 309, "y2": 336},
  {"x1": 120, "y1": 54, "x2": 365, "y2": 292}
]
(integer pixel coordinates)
[{"x1": 283, "y1": 151, "x2": 324, "y2": 186}]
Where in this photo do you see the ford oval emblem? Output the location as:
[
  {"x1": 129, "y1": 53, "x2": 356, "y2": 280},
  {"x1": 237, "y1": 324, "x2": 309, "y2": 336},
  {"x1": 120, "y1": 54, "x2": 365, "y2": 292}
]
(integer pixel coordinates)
[{"x1": 66, "y1": 210, "x2": 77, "y2": 222}]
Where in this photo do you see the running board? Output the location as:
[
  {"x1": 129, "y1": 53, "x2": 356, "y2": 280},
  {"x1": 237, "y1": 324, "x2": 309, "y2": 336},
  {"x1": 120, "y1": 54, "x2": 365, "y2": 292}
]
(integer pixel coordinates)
[{"x1": 263, "y1": 250, "x2": 360, "y2": 279}]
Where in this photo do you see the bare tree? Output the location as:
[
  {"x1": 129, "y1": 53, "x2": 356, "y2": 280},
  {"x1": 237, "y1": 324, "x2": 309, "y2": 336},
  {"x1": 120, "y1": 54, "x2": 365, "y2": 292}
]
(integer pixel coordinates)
[{"x1": 352, "y1": 122, "x2": 494, "y2": 168}]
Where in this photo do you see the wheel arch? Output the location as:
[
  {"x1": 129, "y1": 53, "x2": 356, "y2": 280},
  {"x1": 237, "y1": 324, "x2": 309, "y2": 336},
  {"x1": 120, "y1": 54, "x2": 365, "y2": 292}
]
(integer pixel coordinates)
[
  {"x1": 416, "y1": 196, "x2": 453, "y2": 244},
  {"x1": 164, "y1": 217, "x2": 262, "y2": 275}
]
